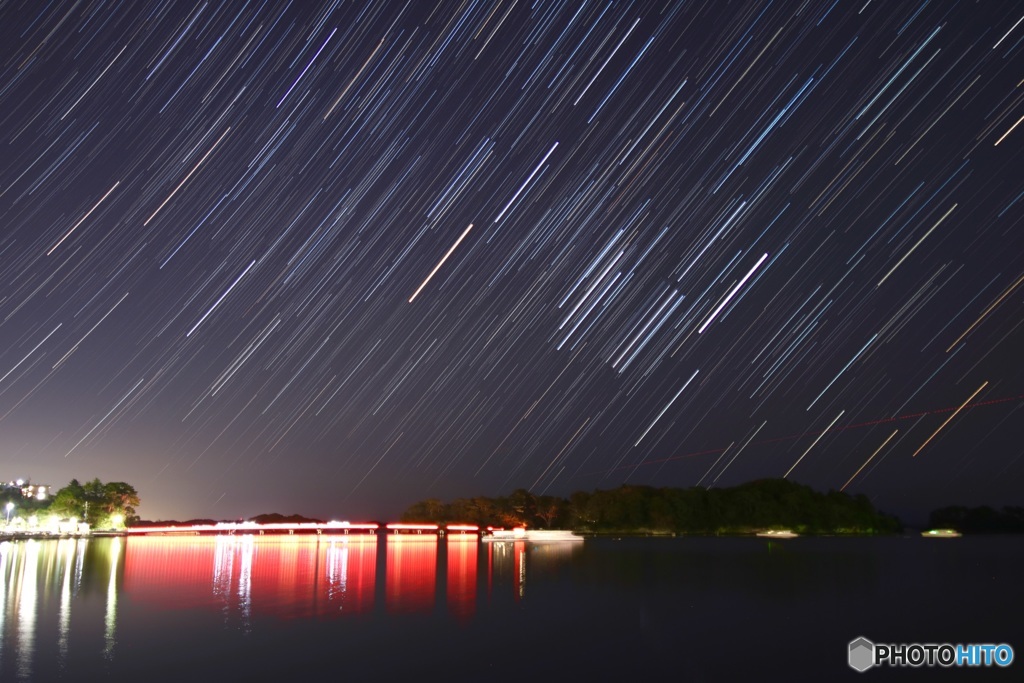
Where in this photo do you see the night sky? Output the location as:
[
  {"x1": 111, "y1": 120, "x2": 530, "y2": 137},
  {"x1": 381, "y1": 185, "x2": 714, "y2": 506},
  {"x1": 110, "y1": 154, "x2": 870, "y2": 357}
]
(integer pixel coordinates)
[{"x1": 1, "y1": 0, "x2": 1022, "y2": 523}]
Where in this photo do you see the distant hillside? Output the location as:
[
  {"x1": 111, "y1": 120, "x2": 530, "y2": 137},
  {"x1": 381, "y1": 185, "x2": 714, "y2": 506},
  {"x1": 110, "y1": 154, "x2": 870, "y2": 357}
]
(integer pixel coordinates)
[
  {"x1": 133, "y1": 513, "x2": 326, "y2": 527},
  {"x1": 248, "y1": 512, "x2": 325, "y2": 525},
  {"x1": 133, "y1": 518, "x2": 221, "y2": 527}
]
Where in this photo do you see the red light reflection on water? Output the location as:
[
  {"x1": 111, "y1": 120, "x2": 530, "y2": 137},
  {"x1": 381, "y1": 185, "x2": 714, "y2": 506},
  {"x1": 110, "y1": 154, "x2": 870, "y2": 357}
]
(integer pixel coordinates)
[
  {"x1": 446, "y1": 537, "x2": 477, "y2": 621},
  {"x1": 122, "y1": 536, "x2": 219, "y2": 609},
  {"x1": 385, "y1": 536, "x2": 436, "y2": 613},
  {"x1": 123, "y1": 536, "x2": 377, "y2": 618},
  {"x1": 122, "y1": 534, "x2": 559, "y2": 621}
]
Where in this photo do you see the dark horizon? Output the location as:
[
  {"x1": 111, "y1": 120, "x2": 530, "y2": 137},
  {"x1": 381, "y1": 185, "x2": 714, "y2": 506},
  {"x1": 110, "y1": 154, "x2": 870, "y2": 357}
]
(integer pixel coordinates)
[{"x1": 1, "y1": 1, "x2": 1021, "y2": 524}]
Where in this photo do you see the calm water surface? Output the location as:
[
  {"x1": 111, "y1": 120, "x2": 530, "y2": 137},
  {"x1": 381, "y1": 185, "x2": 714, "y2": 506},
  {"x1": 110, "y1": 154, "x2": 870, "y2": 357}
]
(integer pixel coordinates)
[{"x1": 0, "y1": 534, "x2": 1021, "y2": 682}]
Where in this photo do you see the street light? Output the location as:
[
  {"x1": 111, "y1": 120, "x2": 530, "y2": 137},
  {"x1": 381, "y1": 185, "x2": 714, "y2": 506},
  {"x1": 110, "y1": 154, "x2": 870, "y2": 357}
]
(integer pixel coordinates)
[{"x1": 5, "y1": 502, "x2": 13, "y2": 524}]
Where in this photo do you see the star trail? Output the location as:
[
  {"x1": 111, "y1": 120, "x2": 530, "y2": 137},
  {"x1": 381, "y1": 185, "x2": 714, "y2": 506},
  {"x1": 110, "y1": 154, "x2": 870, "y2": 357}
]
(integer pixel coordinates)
[{"x1": 0, "y1": 0, "x2": 1021, "y2": 521}]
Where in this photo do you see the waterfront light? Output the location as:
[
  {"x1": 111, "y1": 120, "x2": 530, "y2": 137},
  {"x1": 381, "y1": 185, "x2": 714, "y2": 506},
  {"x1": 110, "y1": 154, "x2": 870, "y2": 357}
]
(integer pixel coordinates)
[{"x1": 4, "y1": 502, "x2": 12, "y2": 524}]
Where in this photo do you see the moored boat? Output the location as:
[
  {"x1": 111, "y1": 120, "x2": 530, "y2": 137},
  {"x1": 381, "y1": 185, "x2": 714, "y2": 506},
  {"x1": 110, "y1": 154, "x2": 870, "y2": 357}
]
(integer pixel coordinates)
[
  {"x1": 482, "y1": 527, "x2": 584, "y2": 542},
  {"x1": 921, "y1": 528, "x2": 961, "y2": 538},
  {"x1": 756, "y1": 529, "x2": 798, "y2": 538}
]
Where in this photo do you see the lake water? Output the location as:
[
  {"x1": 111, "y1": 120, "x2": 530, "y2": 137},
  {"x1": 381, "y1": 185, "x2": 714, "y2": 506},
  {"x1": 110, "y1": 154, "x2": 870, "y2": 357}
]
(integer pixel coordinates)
[{"x1": 0, "y1": 534, "x2": 1020, "y2": 681}]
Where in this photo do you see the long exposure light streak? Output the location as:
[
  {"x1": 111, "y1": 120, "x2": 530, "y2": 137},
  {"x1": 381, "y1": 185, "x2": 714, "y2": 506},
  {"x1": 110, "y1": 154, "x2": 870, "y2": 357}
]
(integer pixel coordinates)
[
  {"x1": 876, "y1": 204, "x2": 957, "y2": 287},
  {"x1": 784, "y1": 410, "x2": 845, "y2": 478},
  {"x1": 946, "y1": 272, "x2": 1024, "y2": 351},
  {"x1": 144, "y1": 127, "x2": 232, "y2": 226},
  {"x1": 912, "y1": 381, "x2": 988, "y2": 458},
  {"x1": 47, "y1": 182, "x2": 121, "y2": 255},
  {"x1": 493, "y1": 143, "x2": 559, "y2": 222},
  {"x1": 698, "y1": 252, "x2": 769, "y2": 333},
  {"x1": 841, "y1": 429, "x2": 898, "y2": 491},
  {"x1": 634, "y1": 369, "x2": 699, "y2": 446},
  {"x1": 408, "y1": 224, "x2": 474, "y2": 303},
  {"x1": 186, "y1": 260, "x2": 256, "y2": 337}
]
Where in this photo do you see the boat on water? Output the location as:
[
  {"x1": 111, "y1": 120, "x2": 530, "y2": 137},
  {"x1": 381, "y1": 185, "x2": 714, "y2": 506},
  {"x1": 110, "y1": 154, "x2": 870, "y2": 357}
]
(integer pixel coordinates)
[
  {"x1": 481, "y1": 527, "x2": 584, "y2": 542},
  {"x1": 921, "y1": 528, "x2": 961, "y2": 538},
  {"x1": 756, "y1": 529, "x2": 798, "y2": 539}
]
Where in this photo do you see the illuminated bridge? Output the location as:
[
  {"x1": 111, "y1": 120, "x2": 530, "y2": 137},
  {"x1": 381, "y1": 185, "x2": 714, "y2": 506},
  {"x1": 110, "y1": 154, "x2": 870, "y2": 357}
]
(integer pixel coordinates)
[{"x1": 126, "y1": 522, "x2": 480, "y2": 537}]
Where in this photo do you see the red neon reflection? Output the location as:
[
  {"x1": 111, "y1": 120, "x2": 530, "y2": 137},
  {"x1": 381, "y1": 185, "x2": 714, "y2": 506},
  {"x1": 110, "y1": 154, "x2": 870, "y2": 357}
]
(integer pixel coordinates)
[
  {"x1": 123, "y1": 533, "x2": 519, "y2": 620},
  {"x1": 122, "y1": 536, "x2": 220, "y2": 609},
  {"x1": 123, "y1": 536, "x2": 377, "y2": 618},
  {"x1": 385, "y1": 537, "x2": 436, "y2": 613},
  {"x1": 447, "y1": 537, "x2": 477, "y2": 621}
]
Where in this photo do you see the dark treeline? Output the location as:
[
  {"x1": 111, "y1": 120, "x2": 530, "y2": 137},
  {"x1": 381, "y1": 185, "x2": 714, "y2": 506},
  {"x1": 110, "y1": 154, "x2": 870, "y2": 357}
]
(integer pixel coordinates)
[
  {"x1": 401, "y1": 479, "x2": 902, "y2": 535},
  {"x1": 929, "y1": 506, "x2": 1024, "y2": 533}
]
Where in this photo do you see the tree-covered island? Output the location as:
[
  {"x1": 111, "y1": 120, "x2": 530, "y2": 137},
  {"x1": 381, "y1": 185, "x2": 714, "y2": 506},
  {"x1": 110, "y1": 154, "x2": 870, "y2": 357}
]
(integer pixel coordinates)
[
  {"x1": 1, "y1": 478, "x2": 140, "y2": 531},
  {"x1": 402, "y1": 478, "x2": 902, "y2": 535}
]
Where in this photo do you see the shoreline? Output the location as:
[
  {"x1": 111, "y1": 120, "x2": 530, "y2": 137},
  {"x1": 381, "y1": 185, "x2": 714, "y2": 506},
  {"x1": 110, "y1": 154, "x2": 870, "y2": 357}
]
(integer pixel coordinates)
[{"x1": 6, "y1": 529, "x2": 1018, "y2": 541}]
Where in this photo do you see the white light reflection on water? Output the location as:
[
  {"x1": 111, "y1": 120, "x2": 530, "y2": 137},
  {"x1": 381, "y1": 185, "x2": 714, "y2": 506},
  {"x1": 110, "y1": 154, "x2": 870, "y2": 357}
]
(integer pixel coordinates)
[
  {"x1": 104, "y1": 537, "x2": 120, "y2": 659},
  {"x1": 212, "y1": 535, "x2": 234, "y2": 602},
  {"x1": 488, "y1": 540, "x2": 529, "y2": 599},
  {"x1": 238, "y1": 535, "x2": 254, "y2": 630},
  {"x1": 16, "y1": 540, "x2": 39, "y2": 680},
  {"x1": 0, "y1": 537, "x2": 90, "y2": 681},
  {"x1": 57, "y1": 538, "x2": 78, "y2": 668},
  {"x1": 0, "y1": 542, "x2": 10, "y2": 674},
  {"x1": 212, "y1": 535, "x2": 255, "y2": 631},
  {"x1": 325, "y1": 538, "x2": 349, "y2": 603}
]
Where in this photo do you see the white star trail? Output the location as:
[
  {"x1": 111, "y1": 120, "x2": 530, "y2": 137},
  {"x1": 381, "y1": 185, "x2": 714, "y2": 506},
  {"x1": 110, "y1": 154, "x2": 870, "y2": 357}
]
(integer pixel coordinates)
[
  {"x1": 46, "y1": 182, "x2": 121, "y2": 255},
  {"x1": 408, "y1": 223, "x2": 474, "y2": 303}
]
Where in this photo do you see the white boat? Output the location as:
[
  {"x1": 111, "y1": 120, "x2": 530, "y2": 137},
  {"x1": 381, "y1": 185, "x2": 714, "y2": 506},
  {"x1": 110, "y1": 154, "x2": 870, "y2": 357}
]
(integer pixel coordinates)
[
  {"x1": 756, "y1": 529, "x2": 798, "y2": 538},
  {"x1": 482, "y1": 528, "x2": 584, "y2": 542},
  {"x1": 921, "y1": 528, "x2": 961, "y2": 538}
]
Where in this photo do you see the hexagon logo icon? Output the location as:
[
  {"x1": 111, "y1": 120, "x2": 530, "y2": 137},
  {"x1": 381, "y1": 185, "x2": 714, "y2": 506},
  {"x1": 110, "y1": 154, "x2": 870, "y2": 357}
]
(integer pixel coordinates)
[{"x1": 849, "y1": 636, "x2": 875, "y2": 672}]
